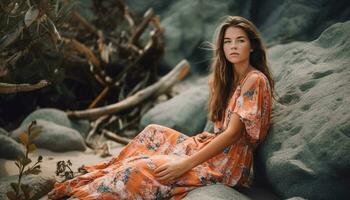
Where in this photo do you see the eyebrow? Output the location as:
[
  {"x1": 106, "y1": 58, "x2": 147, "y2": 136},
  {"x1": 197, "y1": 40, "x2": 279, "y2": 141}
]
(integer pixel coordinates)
[{"x1": 224, "y1": 36, "x2": 247, "y2": 40}]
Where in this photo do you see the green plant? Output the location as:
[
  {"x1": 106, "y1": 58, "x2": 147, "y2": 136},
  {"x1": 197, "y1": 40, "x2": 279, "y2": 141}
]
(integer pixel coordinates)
[{"x1": 6, "y1": 120, "x2": 42, "y2": 200}]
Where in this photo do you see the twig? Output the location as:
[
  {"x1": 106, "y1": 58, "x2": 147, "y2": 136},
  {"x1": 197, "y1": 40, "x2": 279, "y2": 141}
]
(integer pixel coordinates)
[
  {"x1": 71, "y1": 11, "x2": 98, "y2": 36},
  {"x1": 102, "y1": 129, "x2": 131, "y2": 145},
  {"x1": 115, "y1": 0, "x2": 135, "y2": 28},
  {"x1": 0, "y1": 80, "x2": 50, "y2": 93},
  {"x1": 85, "y1": 115, "x2": 110, "y2": 149},
  {"x1": 88, "y1": 86, "x2": 110, "y2": 109},
  {"x1": 130, "y1": 8, "x2": 155, "y2": 44}
]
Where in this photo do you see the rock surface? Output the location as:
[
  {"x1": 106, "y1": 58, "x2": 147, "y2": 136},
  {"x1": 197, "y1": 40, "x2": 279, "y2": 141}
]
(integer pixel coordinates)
[
  {"x1": 140, "y1": 84, "x2": 209, "y2": 136},
  {"x1": 125, "y1": 0, "x2": 350, "y2": 73},
  {"x1": 11, "y1": 119, "x2": 86, "y2": 152},
  {"x1": 0, "y1": 175, "x2": 55, "y2": 200},
  {"x1": 184, "y1": 185, "x2": 251, "y2": 200},
  {"x1": 21, "y1": 108, "x2": 89, "y2": 138},
  {"x1": 259, "y1": 21, "x2": 350, "y2": 199},
  {"x1": 0, "y1": 134, "x2": 24, "y2": 160}
]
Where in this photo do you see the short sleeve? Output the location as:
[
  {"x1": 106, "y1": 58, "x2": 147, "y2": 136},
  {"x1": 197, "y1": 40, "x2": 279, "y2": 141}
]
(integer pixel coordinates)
[{"x1": 233, "y1": 73, "x2": 271, "y2": 145}]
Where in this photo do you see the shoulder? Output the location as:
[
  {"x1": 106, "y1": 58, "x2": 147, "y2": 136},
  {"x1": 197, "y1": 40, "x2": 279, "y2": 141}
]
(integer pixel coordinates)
[{"x1": 241, "y1": 70, "x2": 267, "y2": 92}]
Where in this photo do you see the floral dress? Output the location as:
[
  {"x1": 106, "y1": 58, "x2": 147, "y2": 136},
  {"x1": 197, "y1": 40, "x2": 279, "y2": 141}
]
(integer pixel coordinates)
[{"x1": 48, "y1": 70, "x2": 272, "y2": 200}]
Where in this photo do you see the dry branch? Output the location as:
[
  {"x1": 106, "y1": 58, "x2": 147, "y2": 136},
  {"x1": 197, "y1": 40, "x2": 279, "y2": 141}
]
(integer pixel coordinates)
[
  {"x1": 67, "y1": 59, "x2": 190, "y2": 119},
  {"x1": 103, "y1": 129, "x2": 131, "y2": 145},
  {"x1": 85, "y1": 115, "x2": 110, "y2": 149},
  {"x1": 88, "y1": 87, "x2": 110, "y2": 109},
  {"x1": 72, "y1": 11, "x2": 99, "y2": 36},
  {"x1": 0, "y1": 80, "x2": 50, "y2": 94},
  {"x1": 115, "y1": 0, "x2": 135, "y2": 28},
  {"x1": 131, "y1": 8, "x2": 155, "y2": 44}
]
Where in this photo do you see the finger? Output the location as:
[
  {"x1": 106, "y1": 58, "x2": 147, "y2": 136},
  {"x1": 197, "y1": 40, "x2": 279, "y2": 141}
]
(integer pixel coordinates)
[
  {"x1": 156, "y1": 169, "x2": 169, "y2": 177},
  {"x1": 158, "y1": 174, "x2": 173, "y2": 181},
  {"x1": 154, "y1": 164, "x2": 167, "y2": 173}
]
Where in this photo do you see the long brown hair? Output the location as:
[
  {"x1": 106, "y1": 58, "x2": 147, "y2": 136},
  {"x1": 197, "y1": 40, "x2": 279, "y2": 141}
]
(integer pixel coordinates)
[{"x1": 208, "y1": 16, "x2": 275, "y2": 123}]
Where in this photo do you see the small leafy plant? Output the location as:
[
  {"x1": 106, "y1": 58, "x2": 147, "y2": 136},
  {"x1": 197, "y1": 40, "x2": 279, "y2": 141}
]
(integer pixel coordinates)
[{"x1": 6, "y1": 120, "x2": 42, "y2": 200}]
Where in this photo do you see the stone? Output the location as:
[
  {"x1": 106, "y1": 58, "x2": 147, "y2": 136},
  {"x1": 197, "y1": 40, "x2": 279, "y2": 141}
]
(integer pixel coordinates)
[
  {"x1": 259, "y1": 21, "x2": 350, "y2": 200},
  {"x1": 0, "y1": 135, "x2": 24, "y2": 160},
  {"x1": 12, "y1": 119, "x2": 86, "y2": 152},
  {"x1": 21, "y1": 108, "x2": 89, "y2": 138},
  {"x1": 184, "y1": 185, "x2": 251, "y2": 200},
  {"x1": 140, "y1": 84, "x2": 209, "y2": 136}
]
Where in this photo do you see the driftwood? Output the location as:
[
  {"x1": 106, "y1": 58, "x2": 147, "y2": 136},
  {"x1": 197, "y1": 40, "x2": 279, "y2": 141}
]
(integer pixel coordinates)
[
  {"x1": 103, "y1": 129, "x2": 131, "y2": 145},
  {"x1": 85, "y1": 115, "x2": 110, "y2": 148},
  {"x1": 67, "y1": 59, "x2": 190, "y2": 119},
  {"x1": 0, "y1": 80, "x2": 50, "y2": 94}
]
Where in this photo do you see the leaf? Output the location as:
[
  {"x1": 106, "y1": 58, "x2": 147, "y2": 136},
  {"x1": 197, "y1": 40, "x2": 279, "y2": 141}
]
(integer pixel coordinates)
[
  {"x1": 10, "y1": 182, "x2": 19, "y2": 193},
  {"x1": 28, "y1": 168, "x2": 42, "y2": 175},
  {"x1": 0, "y1": 24, "x2": 24, "y2": 49},
  {"x1": 19, "y1": 133, "x2": 29, "y2": 146},
  {"x1": 56, "y1": 1, "x2": 77, "y2": 21},
  {"x1": 46, "y1": 18, "x2": 61, "y2": 46},
  {"x1": 6, "y1": 191, "x2": 17, "y2": 200},
  {"x1": 15, "y1": 161, "x2": 20, "y2": 168},
  {"x1": 24, "y1": 6, "x2": 39, "y2": 27},
  {"x1": 28, "y1": 144, "x2": 36, "y2": 153},
  {"x1": 29, "y1": 126, "x2": 42, "y2": 140},
  {"x1": 20, "y1": 184, "x2": 31, "y2": 199},
  {"x1": 22, "y1": 158, "x2": 32, "y2": 167}
]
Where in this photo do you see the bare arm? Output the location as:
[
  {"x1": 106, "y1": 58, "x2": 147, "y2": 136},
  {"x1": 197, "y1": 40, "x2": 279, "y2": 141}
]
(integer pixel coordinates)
[
  {"x1": 184, "y1": 113, "x2": 244, "y2": 169},
  {"x1": 184, "y1": 74, "x2": 260, "y2": 169}
]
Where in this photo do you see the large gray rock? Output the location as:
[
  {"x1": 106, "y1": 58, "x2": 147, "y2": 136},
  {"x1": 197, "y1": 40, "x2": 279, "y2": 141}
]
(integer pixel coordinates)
[
  {"x1": 12, "y1": 119, "x2": 86, "y2": 152},
  {"x1": 140, "y1": 84, "x2": 209, "y2": 136},
  {"x1": 260, "y1": 21, "x2": 350, "y2": 199},
  {"x1": 184, "y1": 185, "x2": 251, "y2": 200},
  {"x1": 21, "y1": 108, "x2": 90, "y2": 138},
  {"x1": 257, "y1": 0, "x2": 350, "y2": 45},
  {"x1": 124, "y1": 0, "x2": 349, "y2": 74},
  {"x1": 159, "y1": 0, "x2": 249, "y2": 73},
  {"x1": 0, "y1": 175, "x2": 55, "y2": 200},
  {"x1": 0, "y1": 135, "x2": 24, "y2": 160}
]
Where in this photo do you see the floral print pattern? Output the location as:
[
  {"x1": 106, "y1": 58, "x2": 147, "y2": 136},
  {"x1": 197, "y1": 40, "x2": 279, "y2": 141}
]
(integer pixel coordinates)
[{"x1": 48, "y1": 70, "x2": 272, "y2": 200}]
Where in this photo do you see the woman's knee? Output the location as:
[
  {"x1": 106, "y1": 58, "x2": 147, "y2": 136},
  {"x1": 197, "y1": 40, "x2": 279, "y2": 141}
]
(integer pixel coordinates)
[{"x1": 144, "y1": 124, "x2": 165, "y2": 131}]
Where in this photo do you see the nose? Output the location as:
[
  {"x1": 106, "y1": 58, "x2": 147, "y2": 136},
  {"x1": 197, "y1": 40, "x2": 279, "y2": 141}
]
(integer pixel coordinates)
[{"x1": 230, "y1": 42, "x2": 237, "y2": 49}]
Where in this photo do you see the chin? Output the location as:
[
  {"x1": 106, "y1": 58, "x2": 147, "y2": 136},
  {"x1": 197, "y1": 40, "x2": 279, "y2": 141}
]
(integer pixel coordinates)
[{"x1": 229, "y1": 59, "x2": 242, "y2": 64}]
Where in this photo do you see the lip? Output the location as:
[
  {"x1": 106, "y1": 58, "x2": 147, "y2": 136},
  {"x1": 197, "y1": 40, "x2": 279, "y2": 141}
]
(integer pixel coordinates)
[{"x1": 230, "y1": 52, "x2": 239, "y2": 56}]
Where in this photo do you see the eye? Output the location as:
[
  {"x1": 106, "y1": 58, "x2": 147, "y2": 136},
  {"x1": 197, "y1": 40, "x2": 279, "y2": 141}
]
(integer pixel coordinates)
[
  {"x1": 223, "y1": 40, "x2": 231, "y2": 44},
  {"x1": 237, "y1": 39, "x2": 245, "y2": 43}
]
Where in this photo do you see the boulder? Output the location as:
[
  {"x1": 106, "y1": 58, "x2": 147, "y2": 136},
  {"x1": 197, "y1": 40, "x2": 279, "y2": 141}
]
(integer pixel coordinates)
[
  {"x1": 259, "y1": 21, "x2": 350, "y2": 199},
  {"x1": 140, "y1": 84, "x2": 209, "y2": 136},
  {"x1": 125, "y1": 0, "x2": 350, "y2": 74},
  {"x1": 0, "y1": 135, "x2": 24, "y2": 160},
  {"x1": 12, "y1": 119, "x2": 86, "y2": 152},
  {"x1": 184, "y1": 185, "x2": 251, "y2": 200},
  {"x1": 21, "y1": 108, "x2": 89, "y2": 138}
]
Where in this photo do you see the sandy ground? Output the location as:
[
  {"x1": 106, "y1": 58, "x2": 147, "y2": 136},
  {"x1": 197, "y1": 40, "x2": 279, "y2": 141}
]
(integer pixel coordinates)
[{"x1": 0, "y1": 141, "x2": 125, "y2": 199}]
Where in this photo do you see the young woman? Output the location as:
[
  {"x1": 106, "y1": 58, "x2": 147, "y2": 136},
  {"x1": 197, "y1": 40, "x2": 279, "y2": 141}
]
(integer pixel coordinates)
[{"x1": 48, "y1": 15, "x2": 274, "y2": 200}]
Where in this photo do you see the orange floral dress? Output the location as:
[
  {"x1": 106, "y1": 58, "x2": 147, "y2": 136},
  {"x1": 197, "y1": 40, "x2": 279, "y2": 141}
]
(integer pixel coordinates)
[{"x1": 48, "y1": 70, "x2": 272, "y2": 200}]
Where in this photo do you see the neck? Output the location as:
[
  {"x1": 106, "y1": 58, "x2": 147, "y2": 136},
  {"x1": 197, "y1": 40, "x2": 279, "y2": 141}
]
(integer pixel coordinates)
[{"x1": 232, "y1": 60, "x2": 252, "y2": 82}]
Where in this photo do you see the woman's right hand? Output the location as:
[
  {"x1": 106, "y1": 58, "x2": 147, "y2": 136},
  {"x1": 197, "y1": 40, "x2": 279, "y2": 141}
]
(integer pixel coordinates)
[{"x1": 197, "y1": 132, "x2": 215, "y2": 142}]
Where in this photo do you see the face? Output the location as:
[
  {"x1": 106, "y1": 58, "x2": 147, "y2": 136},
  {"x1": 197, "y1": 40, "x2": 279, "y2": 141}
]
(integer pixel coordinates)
[{"x1": 223, "y1": 26, "x2": 252, "y2": 65}]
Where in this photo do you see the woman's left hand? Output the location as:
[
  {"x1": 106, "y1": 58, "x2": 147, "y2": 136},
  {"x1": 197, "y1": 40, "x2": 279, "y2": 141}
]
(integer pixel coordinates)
[{"x1": 154, "y1": 158, "x2": 191, "y2": 184}]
